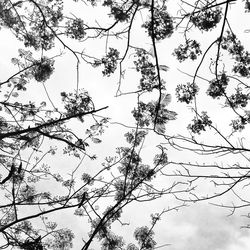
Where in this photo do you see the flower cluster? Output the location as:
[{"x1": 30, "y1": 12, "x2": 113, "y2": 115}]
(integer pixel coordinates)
[
  {"x1": 173, "y1": 40, "x2": 202, "y2": 62},
  {"x1": 190, "y1": 7, "x2": 222, "y2": 31},
  {"x1": 66, "y1": 18, "x2": 86, "y2": 40},
  {"x1": 207, "y1": 73, "x2": 229, "y2": 99},
  {"x1": 142, "y1": 6, "x2": 174, "y2": 40},
  {"x1": 176, "y1": 82, "x2": 199, "y2": 104},
  {"x1": 188, "y1": 112, "x2": 212, "y2": 134}
]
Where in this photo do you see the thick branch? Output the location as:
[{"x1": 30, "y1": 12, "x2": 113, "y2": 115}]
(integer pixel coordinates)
[{"x1": 0, "y1": 106, "x2": 108, "y2": 140}]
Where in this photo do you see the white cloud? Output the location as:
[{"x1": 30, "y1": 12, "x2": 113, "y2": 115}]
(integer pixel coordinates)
[{"x1": 155, "y1": 204, "x2": 250, "y2": 250}]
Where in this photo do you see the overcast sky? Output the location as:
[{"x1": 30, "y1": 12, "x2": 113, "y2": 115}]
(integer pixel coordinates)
[{"x1": 1, "y1": 0, "x2": 250, "y2": 249}]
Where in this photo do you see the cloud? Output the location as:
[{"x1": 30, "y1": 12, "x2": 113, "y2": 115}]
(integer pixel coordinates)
[{"x1": 156, "y1": 204, "x2": 250, "y2": 250}]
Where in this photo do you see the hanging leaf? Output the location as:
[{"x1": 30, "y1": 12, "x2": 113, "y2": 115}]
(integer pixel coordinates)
[
  {"x1": 148, "y1": 47, "x2": 155, "y2": 58},
  {"x1": 92, "y1": 137, "x2": 102, "y2": 144},
  {"x1": 160, "y1": 93, "x2": 171, "y2": 106},
  {"x1": 12, "y1": 92, "x2": 19, "y2": 97},
  {"x1": 90, "y1": 124, "x2": 99, "y2": 131},
  {"x1": 155, "y1": 123, "x2": 166, "y2": 134},
  {"x1": 162, "y1": 109, "x2": 177, "y2": 120},
  {"x1": 159, "y1": 65, "x2": 169, "y2": 72}
]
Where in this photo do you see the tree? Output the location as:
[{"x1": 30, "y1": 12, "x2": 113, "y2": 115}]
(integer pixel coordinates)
[{"x1": 0, "y1": 0, "x2": 249, "y2": 249}]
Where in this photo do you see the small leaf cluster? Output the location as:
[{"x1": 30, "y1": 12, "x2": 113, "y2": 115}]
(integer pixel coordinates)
[
  {"x1": 134, "y1": 226, "x2": 156, "y2": 250},
  {"x1": 188, "y1": 111, "x2": 212, "y2": 134},
  {"x1": 176, "y1": 82, "x2": 199, "y2": 104},
  {"x1": 102, "y1": 233, "x2": 124, "y2": 250},
  {"x1": 81, "y1": 173, "x2": 94, "y2": 185},
  {"x1": 45, "y1": 0, "x2": 64, "y2": 27},
  {"x1": 63, "y1": 138, "x2": 88, "y2": 158},
  {"x1": 134, "y1": 49, "x2": 159, "y2": 91},
  {"x1": 133, "y1": 101, "x2": 160, "y2": 128},
  {"x1": 8, "y1": 220, "x2": 42, "y2": 249},
  {"x1": 231, "y1": 117, "x2": 246, "y2": 132},
  {"x1": 125, "y1": 130, "x2": 147, "y2": 147},
  {"x1": 103, "y1": 0, "x2": 130, "y2": 22},
  {"x1": 0, "y1": 1, "x2": 19, "y2": 30},
  {"x1": 226, "y1": 87, "x2": 250, "y2": 109},
  {"x1": 103, "y1": 206, "x2": 123, "y2": 223},
  {"x1": 119, "y1": 152, "x2": 155, "y2": 182},
  {"x1": 23, "y1": 31, "x2": 54, "y2": 51},
  {"x1": 9, "y1": 101, "x2": 44, "y2": 123},
  {"x1": 90, "y1": 206, "x2": 124, "y2": 249},
  {"x1": 11, "y1": 50, "x2": 55, "y2": 85},
  {"x1": 221, "y1": 31, "x2": 250, "y2": 77},
  {"x1": 153, "y1": 151, "x2": 168, "y2": 166},
  {"x1": 66, "y1": 18, "x2": 86, "y2": 40},
  {"x1": 245, "y1": 0, "x2": 250, "y2": 12},
  {"x1": 207, "y1": 73, "x2": 229, "y2": 99},
  {"x1": 173, "y1": 40, "x2": 202, "y2": 62},
  {"x1": 32, "y1": 57, "x2": 55, "y2": 82},
  {"x1": 94, "y1": 48, "x2": 120, "y2": 76},
  {"x1": 22, "y1": 1, "x2": 63, "y2": 50},
  {"x1": 61, "y1": 90, "x2": 92, "y2": 117},
  {"x1": 18, "y1": 185, "x2": 37, "y2": 203},
  {"x1": 190, "y1": 7, "x2": 222, "y2": 31},
  {"x1": 45, "y1": 228, "x2": 74, "y2": 249},
  {"x1": 230, "y1": 111, "x2": 250, "y2": 132},
  {"x1": 142, "y1": 6, "x2": 174, "y2": 40},
  {"x1": 118, "y1": 147, "x2": 142, "y2": 176},
  {"x1": 0, "y1": 0, "x2": 59, "y2": 50},
  {"x1": 110, "y1": 6, "x2": 130, "y2": 22},
  {"x1": 85, "y1": 118, "x2": 109, "y2": 144},
  {"x1": 114, "y1": 179, "x2": 130, "y2": 202},
  {"x1": 114, "y1": 143, "x2": 156, "y2": 202},
  {"x1": 132, "y1": 99, "x2": 177, "y2": 132},
  {"x1": 19, "y1": 236, "x2": 43, "y2": 250}
]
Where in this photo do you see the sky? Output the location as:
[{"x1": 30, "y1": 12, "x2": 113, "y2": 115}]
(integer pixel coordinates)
[{"x1": 1, "y1": 0, "x2": 250, "y2": 249}]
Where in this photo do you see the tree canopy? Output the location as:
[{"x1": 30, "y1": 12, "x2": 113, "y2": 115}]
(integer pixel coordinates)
[{"x1": 0, "y1": 0, "x2": 250, "y2": 249}]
